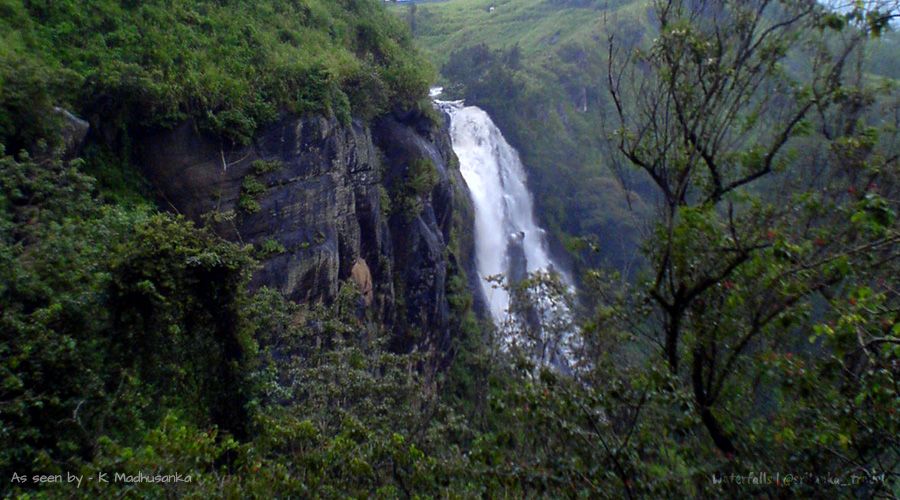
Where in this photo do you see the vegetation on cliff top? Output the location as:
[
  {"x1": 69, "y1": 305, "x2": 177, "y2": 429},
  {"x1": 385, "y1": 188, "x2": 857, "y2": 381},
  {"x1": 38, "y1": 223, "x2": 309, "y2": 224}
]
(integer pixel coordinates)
[{"x1": 0, "y1": 0, "x2": 433, "y2": 150}]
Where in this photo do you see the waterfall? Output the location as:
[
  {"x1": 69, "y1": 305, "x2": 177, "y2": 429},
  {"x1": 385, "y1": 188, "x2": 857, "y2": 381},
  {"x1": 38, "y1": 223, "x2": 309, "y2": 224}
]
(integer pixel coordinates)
[{"x1": 436, "y1": 96, "x2": 571, "y2": 325}]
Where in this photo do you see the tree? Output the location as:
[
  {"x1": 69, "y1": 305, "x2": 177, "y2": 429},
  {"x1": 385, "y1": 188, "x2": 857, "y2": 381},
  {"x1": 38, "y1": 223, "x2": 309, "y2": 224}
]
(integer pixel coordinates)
[
  {"x1": 606, "y1": 0, "x2": 899, "y2": 479},
  {"x1": 499, "y1": 271, "x2": 577, "y2": 369}
]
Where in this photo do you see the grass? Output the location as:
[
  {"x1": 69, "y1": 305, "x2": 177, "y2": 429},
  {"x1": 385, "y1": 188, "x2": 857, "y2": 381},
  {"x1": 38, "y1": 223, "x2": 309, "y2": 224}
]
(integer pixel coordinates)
[{"x1": 392, "y1": 0, "x2": 644, "y2": 67}]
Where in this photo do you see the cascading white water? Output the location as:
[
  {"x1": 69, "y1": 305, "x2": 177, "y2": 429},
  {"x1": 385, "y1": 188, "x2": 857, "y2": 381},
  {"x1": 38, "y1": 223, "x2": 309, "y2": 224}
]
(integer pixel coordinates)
[{"x1": 436, "y1": 96, "x2": 570, "y2": 324}]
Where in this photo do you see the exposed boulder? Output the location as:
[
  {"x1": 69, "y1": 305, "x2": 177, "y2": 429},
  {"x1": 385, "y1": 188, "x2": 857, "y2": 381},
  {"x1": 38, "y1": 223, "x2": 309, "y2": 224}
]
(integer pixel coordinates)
[{"x1": 351, "y1": 257, "x2": 374, "y2": 307}]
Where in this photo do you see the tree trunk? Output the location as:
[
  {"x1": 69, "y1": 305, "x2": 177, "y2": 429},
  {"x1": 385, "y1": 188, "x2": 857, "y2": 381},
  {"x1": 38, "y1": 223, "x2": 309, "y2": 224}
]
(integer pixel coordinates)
[{"x1": 692, "y1": 345, "x2": 736, "y2": 456}]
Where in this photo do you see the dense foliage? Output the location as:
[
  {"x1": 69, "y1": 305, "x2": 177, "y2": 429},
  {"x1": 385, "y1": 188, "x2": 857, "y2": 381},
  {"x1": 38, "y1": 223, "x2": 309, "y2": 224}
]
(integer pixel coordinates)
[{"x1": 0, "y1": 0, "x2": 433, "y2": 150}]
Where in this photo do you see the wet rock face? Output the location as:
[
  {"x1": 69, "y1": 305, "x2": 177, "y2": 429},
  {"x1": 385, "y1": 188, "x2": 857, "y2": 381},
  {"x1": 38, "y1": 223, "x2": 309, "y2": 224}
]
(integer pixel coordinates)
[
  {"x1": 373, "y1": 116, "x2": 455, "y2": 350},
  {"x1": 138, "y1": 111, "x2": 478, "y2": 352},
  {"x1": 139, "y1": 116, "x2": 379, "y2": 304}
]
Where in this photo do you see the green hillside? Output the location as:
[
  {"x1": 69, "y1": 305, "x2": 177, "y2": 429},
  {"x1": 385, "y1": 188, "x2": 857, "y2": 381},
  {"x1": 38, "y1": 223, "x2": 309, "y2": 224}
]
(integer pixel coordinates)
[
  {"x1": 1, "y1": 0, "x2": 432, "y2": 152},
  {"x1": 411, "y1": 0, "x2": 638, "y2": 62}
]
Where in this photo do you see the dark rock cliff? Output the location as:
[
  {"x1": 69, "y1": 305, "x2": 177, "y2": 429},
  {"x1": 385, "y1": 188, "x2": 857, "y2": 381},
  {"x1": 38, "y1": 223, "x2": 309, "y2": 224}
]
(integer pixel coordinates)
[{"x1": 137, "y1": 110, "x2": 479, "y2": 354}]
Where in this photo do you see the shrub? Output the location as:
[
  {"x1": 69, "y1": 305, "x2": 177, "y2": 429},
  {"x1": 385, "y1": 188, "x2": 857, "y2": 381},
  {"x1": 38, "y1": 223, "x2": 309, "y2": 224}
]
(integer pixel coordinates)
[{"x1": 392, "y1": 157, "x2": 439, "y2": 220}]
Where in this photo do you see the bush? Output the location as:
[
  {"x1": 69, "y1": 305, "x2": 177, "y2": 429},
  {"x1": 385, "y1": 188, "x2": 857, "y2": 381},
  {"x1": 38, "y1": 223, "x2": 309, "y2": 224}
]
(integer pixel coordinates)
[
  {"x1": 392, "y1": 157, "x2": 439, "y2": 219},
  {"x1": 0, "y1": 149, "x2": 256, "y2": 477}
]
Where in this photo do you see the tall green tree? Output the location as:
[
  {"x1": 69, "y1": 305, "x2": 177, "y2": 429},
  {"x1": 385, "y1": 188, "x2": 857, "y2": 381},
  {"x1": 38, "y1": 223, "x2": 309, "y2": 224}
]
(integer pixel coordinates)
[{"x1": 605, "y1": 0, "x2": 899, "y2": 484}]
